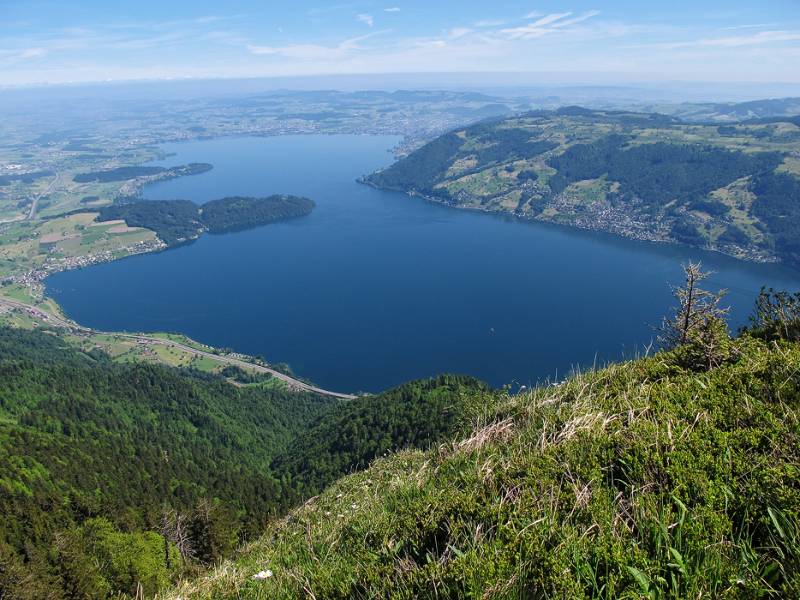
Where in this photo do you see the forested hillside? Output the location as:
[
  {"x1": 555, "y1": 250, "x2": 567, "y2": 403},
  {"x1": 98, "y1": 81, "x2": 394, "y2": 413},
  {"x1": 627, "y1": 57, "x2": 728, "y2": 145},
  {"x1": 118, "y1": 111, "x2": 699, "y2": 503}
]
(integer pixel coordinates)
[
  {"x1": 272, "y1": 375, "x2": 488, "y2": 502},
  {"x1": 200, "y1": 195, "x2": 315, "y2": 234},
  {"x1": 97, "y1": 199, "x2": 203, "y2": 244},
  {"x1": 96, "y1": 194, "x2": 314, "y2": 245},
  {"x1": 0, "y1": 328, "x2": 331, "y2": 597},
  {"x1": 0, "y1": 329, "x2": 481, "y2": 598},
  {"x1": 365, "y1": 108, "x2": 800, "y2": 267},
  {"x1": 3, "y1": 279, "x2": 800, "y2": 599},
  {"x1": 169, "y1": 287, "x2": 800, "y2": 599},
  {"x1": 73, "y1": 163, "x2": 212, "y2": 184}
]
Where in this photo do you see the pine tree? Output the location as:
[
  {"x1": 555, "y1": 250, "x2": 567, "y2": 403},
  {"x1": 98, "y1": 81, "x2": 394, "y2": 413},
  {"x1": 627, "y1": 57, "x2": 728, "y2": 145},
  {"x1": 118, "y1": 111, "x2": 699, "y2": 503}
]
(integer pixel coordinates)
[{"x1": 660, "y1": 262, "x2": 731, "y2": 369}]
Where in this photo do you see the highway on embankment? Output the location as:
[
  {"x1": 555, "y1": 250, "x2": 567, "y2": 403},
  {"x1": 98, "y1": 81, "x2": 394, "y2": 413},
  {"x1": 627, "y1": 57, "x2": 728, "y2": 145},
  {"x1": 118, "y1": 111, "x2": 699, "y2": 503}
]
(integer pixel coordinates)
[
  {"x1": 0, "y1": 296, "x2": 357, "y2": 400},
  {"x1": 27, "y1": 172, "x2": 60, "y2": 220}
]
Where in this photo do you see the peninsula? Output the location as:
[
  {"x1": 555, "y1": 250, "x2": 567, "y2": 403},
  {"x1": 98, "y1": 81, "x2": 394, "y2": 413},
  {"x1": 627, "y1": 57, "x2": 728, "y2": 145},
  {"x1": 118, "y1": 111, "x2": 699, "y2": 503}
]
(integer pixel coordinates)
[{"x1": 96, "y1": 194, "x2": 315, "y2": 245}]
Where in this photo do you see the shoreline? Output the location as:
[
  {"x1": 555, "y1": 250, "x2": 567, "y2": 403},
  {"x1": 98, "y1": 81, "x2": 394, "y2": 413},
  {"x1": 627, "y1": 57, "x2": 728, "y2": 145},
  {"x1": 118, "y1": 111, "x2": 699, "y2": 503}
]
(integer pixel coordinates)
[
  {"x1": 358, "y1": 177, "x2": 789, "y2": 270},
  {"x1": 1, "y1": 198, "x2": 355, "y2": 398},
  {"x1": 2, "y1": 225, "x2": 358, "y2": 399},
  {"x1": 5, "y1": 134, "x2": 795, "y2": 402},
  {"x1": 0, "y1": 213, "x2": 349, "y2": 398},
  {"x1": 1, "y1": 140, "x2": 334, "y2": 396},
  {"x1": 0, "y1": 293, "x2": 358, "y2": 400}
]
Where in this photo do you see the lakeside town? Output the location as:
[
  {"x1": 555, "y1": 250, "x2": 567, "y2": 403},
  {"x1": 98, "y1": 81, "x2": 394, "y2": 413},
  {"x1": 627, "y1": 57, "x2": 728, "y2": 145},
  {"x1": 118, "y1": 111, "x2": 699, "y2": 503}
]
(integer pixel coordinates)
[{"x1": 4, "y1": 237, "x2": 166, "y2": 292}]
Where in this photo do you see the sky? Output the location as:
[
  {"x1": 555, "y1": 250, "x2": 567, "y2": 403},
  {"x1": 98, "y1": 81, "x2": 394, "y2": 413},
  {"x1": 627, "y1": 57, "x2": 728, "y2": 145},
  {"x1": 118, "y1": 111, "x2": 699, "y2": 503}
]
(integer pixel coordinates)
[{"x1": 1, "y1": 0, "x2": 800, "y2": 87}]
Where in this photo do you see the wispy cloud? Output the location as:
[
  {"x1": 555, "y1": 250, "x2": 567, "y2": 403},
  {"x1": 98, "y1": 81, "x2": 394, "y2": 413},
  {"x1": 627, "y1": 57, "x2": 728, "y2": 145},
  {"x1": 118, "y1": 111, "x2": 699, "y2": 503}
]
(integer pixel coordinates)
[
  {"x1": 721, "y1": 23, "x2": 774, "y2": 30},
  {"x1": 0, "y1": 15, "x2": 248, "y2": 69},
  {"x1": 501, "y1": 11, "x2": 600, "y2": 40},
  {"x1": 357, "y1": 13, "x2": 374, "y2": 27},
  {"x1": 656, "y1": 29, "x2": 800, "y2": 49},
  {"x1": 448, "y1": 27, "x2": 473, "y2": 40},
  {"x1": 531, "y1": 12, "x2": 573, "y2": 27},
  {"x1": 3, "y1": 4, "x2": 799, "y2": 86},
  {"x1": 248, "y1": 30, "x2": 388, "y2": 60},
  {"x1": 0, "y1": 47, "x2": 47, "y2": 63},
  {"x1": 554, "y1": 11, "x2": 602, "y2": 28},
  {"x1": 19, "y1": 47, "x2": 47, "y2": 59},
  {"x1": 474, "y1": 19, "x2": 506, "y2": 28}
]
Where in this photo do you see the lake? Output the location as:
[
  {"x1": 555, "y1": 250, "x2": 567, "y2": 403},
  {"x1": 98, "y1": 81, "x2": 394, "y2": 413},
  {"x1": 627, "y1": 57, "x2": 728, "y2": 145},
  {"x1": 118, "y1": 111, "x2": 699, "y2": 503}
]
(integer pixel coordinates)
[{"x1": 46, "y1": 135, "x2": 800, "y2": 392}]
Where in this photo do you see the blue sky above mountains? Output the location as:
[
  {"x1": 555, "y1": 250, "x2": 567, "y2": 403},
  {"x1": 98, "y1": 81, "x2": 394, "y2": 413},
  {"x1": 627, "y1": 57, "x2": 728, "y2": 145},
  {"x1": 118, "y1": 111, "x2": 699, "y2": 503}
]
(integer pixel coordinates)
[{"x1": 1, "y1": 0, "x2": 799, "y2": 86}]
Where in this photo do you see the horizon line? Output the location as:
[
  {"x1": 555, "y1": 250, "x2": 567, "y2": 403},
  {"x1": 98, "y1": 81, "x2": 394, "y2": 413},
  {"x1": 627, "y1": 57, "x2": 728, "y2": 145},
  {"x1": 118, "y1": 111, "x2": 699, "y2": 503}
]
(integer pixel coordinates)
[{"x1": 4, "y1": 71, "x2": 800, "y2": 92}]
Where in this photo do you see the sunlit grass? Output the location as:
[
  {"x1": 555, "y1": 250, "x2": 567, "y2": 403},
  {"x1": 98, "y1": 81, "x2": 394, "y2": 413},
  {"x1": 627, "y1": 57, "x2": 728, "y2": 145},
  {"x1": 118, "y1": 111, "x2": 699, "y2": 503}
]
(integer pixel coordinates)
[{"x1": 165, "y1": 335, "x2": 800, "y2": 599}]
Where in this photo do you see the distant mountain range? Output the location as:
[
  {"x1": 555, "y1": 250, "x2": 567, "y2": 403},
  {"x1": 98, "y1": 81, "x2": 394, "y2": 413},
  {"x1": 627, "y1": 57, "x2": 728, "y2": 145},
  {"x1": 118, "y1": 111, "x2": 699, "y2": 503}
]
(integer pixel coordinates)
[{"x1": 663, "y1": 97, "x2": 800, "y2": 123}]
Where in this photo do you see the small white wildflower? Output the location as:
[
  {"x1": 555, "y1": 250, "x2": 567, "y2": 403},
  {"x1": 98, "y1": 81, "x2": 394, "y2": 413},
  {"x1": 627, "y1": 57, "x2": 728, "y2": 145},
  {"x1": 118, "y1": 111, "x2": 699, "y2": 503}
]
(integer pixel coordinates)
[
  {"x1": 350, "y1": 503, "x2": 357, "y2": 509},
  {"x1": 252, "y1": 570, "x2": 273, "y2": 580},
  {"x1": 336, "y1": 493, "x2": 343, "y2": 498},
  {"x1": 325, "y1": 511, "x2": 331, "y2": 516}
]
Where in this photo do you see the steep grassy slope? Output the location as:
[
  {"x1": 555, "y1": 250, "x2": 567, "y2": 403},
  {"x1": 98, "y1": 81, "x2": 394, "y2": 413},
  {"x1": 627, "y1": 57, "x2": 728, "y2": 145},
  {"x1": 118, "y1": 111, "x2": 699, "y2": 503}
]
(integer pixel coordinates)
[
  {"x1": 365, "y1": 108, "x2": 800, "y2": 266},
  {"x1": 169, "y1": 335, "x2": 800, "y2": 599}
]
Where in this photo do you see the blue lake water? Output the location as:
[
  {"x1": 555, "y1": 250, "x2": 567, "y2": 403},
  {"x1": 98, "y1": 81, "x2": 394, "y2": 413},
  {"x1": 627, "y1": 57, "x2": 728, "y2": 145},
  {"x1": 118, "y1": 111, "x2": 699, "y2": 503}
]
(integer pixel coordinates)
[{"x1": 47, "y1": 135, "x2": 800, "y2": 392}]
